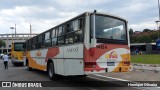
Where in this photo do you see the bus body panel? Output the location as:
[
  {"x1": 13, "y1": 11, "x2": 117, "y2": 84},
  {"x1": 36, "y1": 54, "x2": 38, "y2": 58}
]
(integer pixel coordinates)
[
  {"x1": 26, "y1": 44, "x2": 84, "y2": 76},
  {"x1": 63, "y1": 44, "x2": 83, "y2": 58},
  {"x1": 84, "y1": 43, "x2": 130, "y2": 74},
  {"x1": 54, "y1": 59, "x2": 84, "y2": 76},
  {"x1": 63, "y1": 59, "x2": 84, "y2": 75},
  {"x1": 26, "y1": 50, "x2": 46, "y2": 71}
]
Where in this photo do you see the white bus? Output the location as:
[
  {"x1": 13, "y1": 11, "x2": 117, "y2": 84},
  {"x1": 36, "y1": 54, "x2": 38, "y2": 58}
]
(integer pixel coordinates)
[{"x1": 25, "y1": 11, "x2": 131, "y2": 80}]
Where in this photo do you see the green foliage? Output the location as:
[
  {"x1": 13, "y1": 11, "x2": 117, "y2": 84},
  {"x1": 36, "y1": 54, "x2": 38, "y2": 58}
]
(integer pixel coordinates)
[
  {"x1": 137, "y1": 35, "x2": 152, "y2": 43},
  {"x1": 0, "y1": 39, "x2": 6, "y2": 48},
  {"x1": 143, "y1": 29, "x2": 151, "y2": 32},
  {"x1": 131, "y1": 54, "x2": 160, "y2": 64},
  {"x1": 130, "y1": 31, "x2": 159, "y2": 43},
  {"x1": 129, "y1": 28, "x2": 133, "y2": 35}
]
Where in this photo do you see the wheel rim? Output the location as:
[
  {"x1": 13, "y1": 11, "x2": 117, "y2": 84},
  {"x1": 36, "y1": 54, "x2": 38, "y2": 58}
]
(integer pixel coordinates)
[{"x1": 49, "y1": 63, "x2": 54, "y2": 77}]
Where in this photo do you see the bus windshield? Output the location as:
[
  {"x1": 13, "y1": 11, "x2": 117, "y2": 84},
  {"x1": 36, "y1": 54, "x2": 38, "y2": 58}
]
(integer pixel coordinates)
[
  {"x1": 92, "y1": 15, "x2": 127, "y2": 41},
  {"x1": 14, "y1": 43, "x2": 24, "y2": 51}
]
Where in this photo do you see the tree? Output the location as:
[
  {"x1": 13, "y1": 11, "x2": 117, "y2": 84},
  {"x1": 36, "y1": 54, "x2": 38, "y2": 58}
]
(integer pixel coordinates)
[
  {"x1": 143, "y1": 29, "x2": 151, "y2": 32},
  {"x1": 130, "y1": 31, "x2": 157, "y2": 43},
  {"x1": 137, "y1": 35, "x2": 152, "y2": 43},
  {"x1": 0, "y1": 39, "x2": 6, "y2": 48},
  {"x1": 129, "y1": 28, "x2": 134, "y2": 36}
]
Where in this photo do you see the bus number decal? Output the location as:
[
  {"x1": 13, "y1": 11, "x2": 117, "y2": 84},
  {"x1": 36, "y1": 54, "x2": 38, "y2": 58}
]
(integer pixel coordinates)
[{"x1": 96, "y1": 45, "x2": 107, "y2": 49}]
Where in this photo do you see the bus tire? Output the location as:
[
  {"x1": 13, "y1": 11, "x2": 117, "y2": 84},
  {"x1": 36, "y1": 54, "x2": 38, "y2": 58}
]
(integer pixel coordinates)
[
  {"x1": 48, "y1": 62, "x2": 56, "y2": 80},
  {"x1": 13, "y1": 63, "x2": 16, "y2": 66},
  {"x1": 82, "y1": 75, "x2": 88, "y2": 77},
  {"x1": 27, "y1": 67, "x2": 32, "y2": 71}
]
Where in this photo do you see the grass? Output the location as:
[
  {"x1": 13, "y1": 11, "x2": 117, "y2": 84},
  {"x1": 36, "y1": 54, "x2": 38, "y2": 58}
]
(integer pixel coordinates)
[{"x1": 131, "y1": 54, "x2": 160, "y2": 64}]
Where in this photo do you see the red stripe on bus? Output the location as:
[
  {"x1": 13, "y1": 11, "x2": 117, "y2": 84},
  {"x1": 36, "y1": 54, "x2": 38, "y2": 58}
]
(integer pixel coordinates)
[{"x1": 45, "y1": 47, "x2": 59, "y2": 62}]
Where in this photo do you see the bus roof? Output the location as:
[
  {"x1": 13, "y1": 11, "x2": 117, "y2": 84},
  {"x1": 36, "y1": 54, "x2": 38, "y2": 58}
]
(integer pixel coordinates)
[
  {"x1": 26, "y1": 11, "x2": 128, "y2": 41},
  {"x1": 88, "y1": 12, "x2": 128, "y2": 22},
  {"x1": 46, "y1": 12, "x2": 127, "y2": 32}
]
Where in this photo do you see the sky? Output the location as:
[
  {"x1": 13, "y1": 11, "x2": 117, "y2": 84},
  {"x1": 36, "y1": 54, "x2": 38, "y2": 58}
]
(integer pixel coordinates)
[{"x1": 0, "y1": 0, "x2": 159, "y2": 34}]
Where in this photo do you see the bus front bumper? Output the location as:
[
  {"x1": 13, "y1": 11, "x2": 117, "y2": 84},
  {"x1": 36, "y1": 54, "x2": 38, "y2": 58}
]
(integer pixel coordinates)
[{"x1": 11, "y1": 59, "x2": 24, "y2": 64}]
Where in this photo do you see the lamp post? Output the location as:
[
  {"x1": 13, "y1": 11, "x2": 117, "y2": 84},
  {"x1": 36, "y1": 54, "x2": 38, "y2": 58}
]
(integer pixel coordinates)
[
  {"x1": 10, "y1": 27, "x2": 14, "y2": 43},
  {"x1": 10, "y1": 24, "x2": 16, "y2": 43},
  {"x1": 155, "y1": 20, "x2": 160, "y2": 38},
  {"x1": 157, "y1": 0, "x2": 160, "y2": 39},
  {"x1": 158, "y1": 0, "x2": 160, "y2": 20}
]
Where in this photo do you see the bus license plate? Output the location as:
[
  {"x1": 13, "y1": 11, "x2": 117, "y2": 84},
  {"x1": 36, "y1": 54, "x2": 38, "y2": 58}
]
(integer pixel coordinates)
[{"x1": 107, "y1": 62, "x2": 115, "y2": 66}]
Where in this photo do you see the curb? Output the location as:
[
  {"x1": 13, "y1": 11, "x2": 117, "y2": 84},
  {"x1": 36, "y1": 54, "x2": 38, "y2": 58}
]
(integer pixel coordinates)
[{"x1": 131, "y1": 63, "x2": 160, "y2": 73}]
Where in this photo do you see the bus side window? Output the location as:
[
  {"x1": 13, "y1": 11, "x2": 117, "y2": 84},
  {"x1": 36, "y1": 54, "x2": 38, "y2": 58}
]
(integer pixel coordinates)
[
  {"x1": 65, "y1": 18, "x2": 84, "y2": 45},
  {"x1": 75, "y1": 30, "x2": 83, "y2": 43},
  {"x1": 26, "y1": 41, "x2": 28, "y2": 50},
  {"x1": 30, "y1": 39, "x2": 33, "y2": 50},
  {"x1": 79, "y1": 18, "x2": 84, "y2": 30},
  {"x1": 44, "y1": 32, "x2": 51, "y2": 47},
  {"x1": 42, "y1": 34, "x2": 45, "y2": 47},
  {"x1": 38, "y1": 35, "x2": 42, "y2": 48},
  {"x1": 57, "y1": 26, "x2": 65, "y2": 46},
  {"x1": 33, "y1": 37, "x2": 37, "y2": 49},
  {"x1": 57, "y1": 36, "x2": 65, "y2": 45},
  {"x1": 74, "y1": 18, "x2": 84, "y2": 43},
  {"x1": 52, "y1": 29, "x2": 57, "y2": 46},
  {"x1": 66, "y1": 23, "x2": 73, "y2": 33},
  {"x1": 66, "y1": 32, "x2": 75, "y2": 44}
]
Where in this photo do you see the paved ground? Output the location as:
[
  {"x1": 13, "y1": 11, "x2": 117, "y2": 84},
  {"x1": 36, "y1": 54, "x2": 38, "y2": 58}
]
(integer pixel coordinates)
[
  {"x1": 97, "y1": 63, "x2": 160, "y2": 81},
  {"x1": 1, "y1": 59, "x2": 160, "y2": 90},
  {"x1": 0, "y1": 59, "x2": 138, "y2": 90},
  {"x1": 100, "y1": 70, "x2": 160, "y2": 81}
]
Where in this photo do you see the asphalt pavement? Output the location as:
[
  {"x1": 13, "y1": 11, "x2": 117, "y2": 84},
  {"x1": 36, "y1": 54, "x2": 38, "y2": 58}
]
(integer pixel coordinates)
[{"x1": 0, "y1": 59, "x2": 140, "y2": 90}]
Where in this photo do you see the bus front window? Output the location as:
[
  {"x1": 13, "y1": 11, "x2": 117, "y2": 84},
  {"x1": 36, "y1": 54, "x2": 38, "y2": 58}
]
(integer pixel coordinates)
[
  {"x1": 91, "y1": 15, "x2": 127, "y2": 43},
  {"x1": 14, "y1": 43, "x2": 24, "y2": 51}
]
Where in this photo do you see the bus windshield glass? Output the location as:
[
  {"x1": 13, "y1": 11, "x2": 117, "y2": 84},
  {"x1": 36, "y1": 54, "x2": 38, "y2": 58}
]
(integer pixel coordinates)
[
  {"x1": 92, "y1": 15, "x2": 127, "y2": 41},
  {"x1": 14, "y1": 43, "x2": 24, "y2": 51}
]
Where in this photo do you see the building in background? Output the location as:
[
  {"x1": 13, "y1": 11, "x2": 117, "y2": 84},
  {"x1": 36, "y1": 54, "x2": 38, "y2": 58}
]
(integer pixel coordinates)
[
  {"x1": 130, "y1": 43, "x2": 157, "y2": 54},
  {"x1": 0, "y1": 33, "x2": 38, "y2": 53}
]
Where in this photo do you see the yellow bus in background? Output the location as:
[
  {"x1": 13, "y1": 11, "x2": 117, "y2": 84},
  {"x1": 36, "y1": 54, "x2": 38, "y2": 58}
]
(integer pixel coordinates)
[{"x1": 11, "y1": 42, "x2": 25, "y2": 66}]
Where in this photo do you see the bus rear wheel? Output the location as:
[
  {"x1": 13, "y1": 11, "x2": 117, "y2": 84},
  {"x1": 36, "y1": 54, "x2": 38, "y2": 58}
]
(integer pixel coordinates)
[{"x1": 48, "y1": 62, "x2": 56, "y2": 80}]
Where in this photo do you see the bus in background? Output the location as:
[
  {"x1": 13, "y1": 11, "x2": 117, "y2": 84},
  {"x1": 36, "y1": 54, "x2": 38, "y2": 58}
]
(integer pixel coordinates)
[
  {"x1": 156, "y1": 39, "x2": 160, "y2": 51},
  {"x1": 11, "y1": 42, "x2": 25, "y2": 66},
  {"x1": 25, "y1": 11, "x2": 130, "y2": 80}
]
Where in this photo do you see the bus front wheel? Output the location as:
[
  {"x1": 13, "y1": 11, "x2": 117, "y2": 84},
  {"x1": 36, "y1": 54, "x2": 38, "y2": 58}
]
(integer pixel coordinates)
[{"x1": 48, "y1": 62, "x2": 56, "y2": 80}]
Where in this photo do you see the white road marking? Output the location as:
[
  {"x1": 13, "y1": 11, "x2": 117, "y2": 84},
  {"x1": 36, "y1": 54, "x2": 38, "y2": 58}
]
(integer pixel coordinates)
[
  {"x1": 89, "y1": 74, "x2": 160, "y2": 90},
  {"x1": 94, "y1": 74, "x2": 129, "y2": 81}
]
